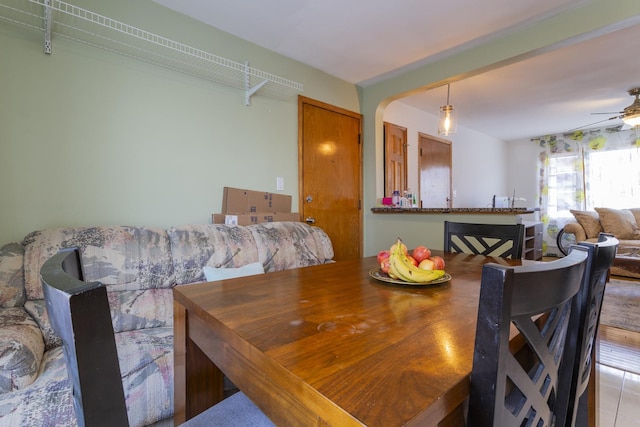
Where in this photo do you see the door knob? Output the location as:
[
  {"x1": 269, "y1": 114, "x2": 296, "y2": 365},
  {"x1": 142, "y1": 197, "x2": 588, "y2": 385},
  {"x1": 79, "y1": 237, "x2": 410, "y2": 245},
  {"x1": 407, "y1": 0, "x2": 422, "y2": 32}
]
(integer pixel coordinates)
[{"x1": 305, "y1": 217, "x2": 316, "y2": 224}]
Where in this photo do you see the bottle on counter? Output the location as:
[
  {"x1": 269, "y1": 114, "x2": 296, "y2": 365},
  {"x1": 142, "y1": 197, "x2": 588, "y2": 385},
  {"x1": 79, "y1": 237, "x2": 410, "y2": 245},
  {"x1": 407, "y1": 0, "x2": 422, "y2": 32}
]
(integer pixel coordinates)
[{"x1": 392, "y1": 190, "x2": 401, "y2": 207}]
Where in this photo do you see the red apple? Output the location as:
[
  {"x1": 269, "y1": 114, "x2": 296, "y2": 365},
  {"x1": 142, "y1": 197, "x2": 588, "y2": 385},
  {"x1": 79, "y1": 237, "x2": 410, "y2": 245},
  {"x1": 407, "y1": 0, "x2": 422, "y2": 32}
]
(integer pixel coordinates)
[
  {"x1": 406, "y1": 255, "x2": 418, "y2": 267},
  {"x1": 380, "y1": 258, "x2": 391, "y2": 274},
  {"x1": 430, "y1": 256, "x2": 445, "y2": 270},
  {"x1": 412, "y1": 245, "x2": 432, "y2": 263},
  {"x1": 377, "y1": 250, "x2": 390, "y2": 264},
  {"x1": 418, "y1": 259, "x2": 435, "y2": 270}
]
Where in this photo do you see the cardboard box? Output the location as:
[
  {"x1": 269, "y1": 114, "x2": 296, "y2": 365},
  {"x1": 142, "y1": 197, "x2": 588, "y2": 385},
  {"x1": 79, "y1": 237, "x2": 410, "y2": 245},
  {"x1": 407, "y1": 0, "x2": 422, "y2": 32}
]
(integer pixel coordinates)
[
  {"x1": 221, "y1": 187, "x2": 250, "y2": 215},
  {"x1": 273, "y1": 212, "x2": 300, "y2": 222},
  {"x1": 221, "y1": 187, "x2": 292, "y2": 214},
  {"x1": 248, "y1": 191, "x2": 292, "y2": 213},
  {"x1": 213, "y1": 212, "x2": 300, "y2": 226}
]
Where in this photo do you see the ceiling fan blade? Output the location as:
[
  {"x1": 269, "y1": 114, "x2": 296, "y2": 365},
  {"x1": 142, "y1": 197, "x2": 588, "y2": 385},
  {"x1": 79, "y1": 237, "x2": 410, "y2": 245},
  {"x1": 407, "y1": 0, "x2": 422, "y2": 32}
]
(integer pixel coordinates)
[
  {"x1": 569, "y1": 115, "x2": 622, "y2": 132},
  {"x1": 591, "y1": 112, "x2": 622, "y2": 115}
]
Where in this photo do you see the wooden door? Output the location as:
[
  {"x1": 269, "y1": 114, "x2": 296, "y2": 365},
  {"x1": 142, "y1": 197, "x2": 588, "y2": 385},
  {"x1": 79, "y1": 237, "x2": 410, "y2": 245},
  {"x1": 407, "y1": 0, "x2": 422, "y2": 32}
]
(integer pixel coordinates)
[
  {"x1": 299, "y1": 96, "x2": 362, "y2": 261},
  {"x1": 419, "y1": 133, "x2": 452, "y2": 208},
  {"x1": 384, "y1": 122, "x2": 407, "y2": 197}
]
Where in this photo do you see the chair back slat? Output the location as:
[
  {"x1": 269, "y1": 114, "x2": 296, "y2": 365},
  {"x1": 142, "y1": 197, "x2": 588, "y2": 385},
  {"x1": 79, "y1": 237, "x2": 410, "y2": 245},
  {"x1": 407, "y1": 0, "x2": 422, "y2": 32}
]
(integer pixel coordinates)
[
  {"x1": 556, "y1": 233, "x2": 619, "y2": 427},
  {"x1": 468, "y1": 247, "x2": 590, "y2": 427},
  {"x1": 444, "y1": 221, "x2": 525, "y2": 259}
]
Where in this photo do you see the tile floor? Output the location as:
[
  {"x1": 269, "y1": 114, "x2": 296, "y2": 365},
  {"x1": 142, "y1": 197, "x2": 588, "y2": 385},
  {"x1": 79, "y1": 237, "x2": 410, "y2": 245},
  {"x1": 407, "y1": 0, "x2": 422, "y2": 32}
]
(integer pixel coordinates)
[{"x1": 598, "y1": 363, "x2": 640, "y2": 427}]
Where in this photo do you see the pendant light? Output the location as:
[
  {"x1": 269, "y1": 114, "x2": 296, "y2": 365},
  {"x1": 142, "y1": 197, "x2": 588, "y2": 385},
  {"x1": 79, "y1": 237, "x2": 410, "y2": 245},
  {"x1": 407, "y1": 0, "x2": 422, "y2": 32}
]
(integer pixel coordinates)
[{"x1": 438, "y1": 84, "x2": 457, "y2": 136}]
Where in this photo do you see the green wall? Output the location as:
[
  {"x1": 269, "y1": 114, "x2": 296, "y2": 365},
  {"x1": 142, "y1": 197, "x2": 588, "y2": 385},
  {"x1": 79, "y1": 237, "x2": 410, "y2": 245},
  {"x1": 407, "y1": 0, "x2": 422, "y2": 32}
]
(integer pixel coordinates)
[{"x1": 0, "y1": 0, "x2": 359, "y2": 244}]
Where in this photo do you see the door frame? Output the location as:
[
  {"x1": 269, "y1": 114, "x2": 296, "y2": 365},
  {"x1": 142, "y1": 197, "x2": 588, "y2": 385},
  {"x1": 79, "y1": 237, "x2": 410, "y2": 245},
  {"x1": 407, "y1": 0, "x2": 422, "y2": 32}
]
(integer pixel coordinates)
[{"x1": 298, "y1": 95, "x2": 363, "y2": 259}]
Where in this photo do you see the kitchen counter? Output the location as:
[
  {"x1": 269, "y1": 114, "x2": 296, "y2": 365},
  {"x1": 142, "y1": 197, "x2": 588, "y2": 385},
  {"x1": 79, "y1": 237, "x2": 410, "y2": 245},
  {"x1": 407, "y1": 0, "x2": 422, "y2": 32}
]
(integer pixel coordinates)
[
  {"x1": 367, "y1": 206, "x2": 539, "y2": 256},
  {"x1": 371, "y1": 207, "x2": 535, "y2": 214}
]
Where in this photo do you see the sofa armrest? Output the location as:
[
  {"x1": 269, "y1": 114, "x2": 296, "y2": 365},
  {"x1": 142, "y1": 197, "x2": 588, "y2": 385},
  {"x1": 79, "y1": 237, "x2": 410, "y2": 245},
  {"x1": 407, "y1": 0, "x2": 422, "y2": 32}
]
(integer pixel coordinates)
[
  {"x1": 0, "y1": 307, "x2": 45, "y2": 392},
  {"x1": 563, "y1": 222, "x2": 587, "y2": 242}
]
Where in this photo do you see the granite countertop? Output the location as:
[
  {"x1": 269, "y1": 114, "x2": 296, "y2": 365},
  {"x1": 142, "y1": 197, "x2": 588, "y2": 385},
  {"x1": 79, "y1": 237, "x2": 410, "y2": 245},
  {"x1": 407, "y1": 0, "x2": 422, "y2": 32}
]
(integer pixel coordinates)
[{"x1": 371, "y1": 207, "x2": 535, "y2": 214}]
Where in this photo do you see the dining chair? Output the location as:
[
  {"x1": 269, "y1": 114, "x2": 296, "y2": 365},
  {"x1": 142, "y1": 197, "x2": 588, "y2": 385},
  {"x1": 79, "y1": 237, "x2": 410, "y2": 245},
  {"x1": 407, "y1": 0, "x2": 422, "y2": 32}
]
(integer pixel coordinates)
[
  {"x1": 41, "y1": 247, "x2": 274, "y2": 427},
  {"x1": 467, "y1": 246, "x2": 590, "y2": 427},
  {"x1": 556, "y1": 233, "x2": 619, "y2": 427},
  {"x1": 443, "y1": 221, "x2": 526, "y2": 259}
]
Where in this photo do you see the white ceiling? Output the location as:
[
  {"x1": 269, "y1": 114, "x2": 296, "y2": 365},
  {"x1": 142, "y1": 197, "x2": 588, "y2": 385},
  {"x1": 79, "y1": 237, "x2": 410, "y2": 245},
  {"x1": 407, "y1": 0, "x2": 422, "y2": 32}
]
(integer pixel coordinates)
[{"x1": 152, "y1": 0, "x2": 640, "y2": 141}]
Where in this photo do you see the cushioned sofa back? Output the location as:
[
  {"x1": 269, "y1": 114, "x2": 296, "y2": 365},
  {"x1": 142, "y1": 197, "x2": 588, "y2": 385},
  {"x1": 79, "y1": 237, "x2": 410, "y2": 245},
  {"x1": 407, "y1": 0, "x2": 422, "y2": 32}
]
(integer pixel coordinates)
[
  {"x1": 247, "y1": 222, "x2": 334, "y2": 271},
  {"x1": 168, "y1": 224, "x2": 260, "y2": 285},
  {"x1": 23, "y1": 227, "x2": 175, "y2": 298},
  {"x1": 21, "y1": 227, "x2": 176, "y2": 349},
  {"x1": 168, "y1": 222, "x2": 334, "y2": 285},
  {"x1": 0, "y1": 243, "x2": 26, "y2": 308}
]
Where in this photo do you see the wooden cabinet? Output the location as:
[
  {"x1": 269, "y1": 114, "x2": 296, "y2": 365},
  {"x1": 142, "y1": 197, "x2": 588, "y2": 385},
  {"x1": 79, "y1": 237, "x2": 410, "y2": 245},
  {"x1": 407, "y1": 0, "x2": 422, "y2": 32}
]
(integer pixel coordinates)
[{"x1": 523, "y1": 222, "x2": 543, "y2": 260}]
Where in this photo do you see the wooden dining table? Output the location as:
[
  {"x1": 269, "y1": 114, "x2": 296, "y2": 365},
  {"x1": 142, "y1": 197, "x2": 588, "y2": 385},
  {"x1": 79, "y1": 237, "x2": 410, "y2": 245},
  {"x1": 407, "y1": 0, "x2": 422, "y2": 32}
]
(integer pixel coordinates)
[{"x1": 173, "y1": 251, "x2": 524, "y2": 426}]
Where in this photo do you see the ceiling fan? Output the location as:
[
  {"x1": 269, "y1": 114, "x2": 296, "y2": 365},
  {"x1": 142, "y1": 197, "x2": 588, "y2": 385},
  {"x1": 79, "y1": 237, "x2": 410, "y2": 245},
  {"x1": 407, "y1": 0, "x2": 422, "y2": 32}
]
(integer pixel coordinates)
[{"x1": 571, "y1": 87, "x2": 640, "y2": 131}]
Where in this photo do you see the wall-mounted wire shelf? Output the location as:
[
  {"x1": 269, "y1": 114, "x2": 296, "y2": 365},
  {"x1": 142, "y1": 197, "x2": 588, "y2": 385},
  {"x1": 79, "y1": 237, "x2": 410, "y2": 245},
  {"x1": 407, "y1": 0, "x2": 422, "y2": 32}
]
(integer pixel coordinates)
[{"x1": 0, "y1": 0, "x2": 303, "y2": 104}]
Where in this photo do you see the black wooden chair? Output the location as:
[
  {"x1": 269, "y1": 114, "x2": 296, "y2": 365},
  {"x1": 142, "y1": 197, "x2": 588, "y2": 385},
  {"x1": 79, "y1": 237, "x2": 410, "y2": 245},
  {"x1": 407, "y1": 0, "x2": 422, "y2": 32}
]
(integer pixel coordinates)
[
  {"x1": 467, "y1": 246, "x2": 590, "y2": 427},
  {"x1": 444, "y1": 221, "x2": 526, "y2": 259},
  {"x1": 41, "y1": 247, "x2": 128, "y2": 427},
  {"x1": 556, "y1": 233, "x2": 618, "y2": 427},
  {"x1": 41, "y1": 247, "x2": 274, "y2": 427}
]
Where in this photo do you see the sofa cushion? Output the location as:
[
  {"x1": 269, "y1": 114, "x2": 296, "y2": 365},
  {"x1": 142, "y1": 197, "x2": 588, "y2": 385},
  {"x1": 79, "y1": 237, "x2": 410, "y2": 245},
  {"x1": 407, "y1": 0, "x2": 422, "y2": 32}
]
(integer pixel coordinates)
[
  {"x1": 0, "y1": 243, "x2": 25, "y2": 308},
  {"x1": 0, "y1": 346, "x2": 76, "y2": 426},
  {"x1": 108, "y1": 289, "x2": 173, "y2": 333},
  {"x1": 569, "y1": 210, "x2": 603, "y2": 239},
  {"x1": 23, "y1": 300, "x2": 61, "y2": 350},
  {"x1": 24, "y1": 288, "x2": 173, "y2": 351},
  {"x1": 22, "y1": 227, "x2": 175, "y2": 300},
  {"x1": 594, "y1": 207, "x2": 640, "y2": 239},
  {"x1": 168, "y1": 224, "x2": 259, "y2": 285},
  {"x1": 0, "y1": 307, "x2": 44, "y2": 392},
  {"x1": 115, "y1": 327, "x2": 174, "y2": 427},
  {"x1": 247, "y1": 222, "x2": 334, "y2": 272}
]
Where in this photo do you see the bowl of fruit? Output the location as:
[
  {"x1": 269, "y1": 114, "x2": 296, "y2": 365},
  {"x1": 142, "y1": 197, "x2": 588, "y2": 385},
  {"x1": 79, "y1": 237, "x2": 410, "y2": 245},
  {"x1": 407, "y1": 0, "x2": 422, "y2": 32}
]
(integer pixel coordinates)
[{"x1": 371, "y1": 238, "x2": 450, "y2": 286}]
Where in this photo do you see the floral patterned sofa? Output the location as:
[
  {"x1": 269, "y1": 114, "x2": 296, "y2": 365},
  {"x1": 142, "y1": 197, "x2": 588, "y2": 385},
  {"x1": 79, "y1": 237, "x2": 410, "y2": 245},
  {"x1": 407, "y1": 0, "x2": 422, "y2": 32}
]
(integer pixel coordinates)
[{"x1": 0, "y1": 222, "x2": 333, "y2": 427}]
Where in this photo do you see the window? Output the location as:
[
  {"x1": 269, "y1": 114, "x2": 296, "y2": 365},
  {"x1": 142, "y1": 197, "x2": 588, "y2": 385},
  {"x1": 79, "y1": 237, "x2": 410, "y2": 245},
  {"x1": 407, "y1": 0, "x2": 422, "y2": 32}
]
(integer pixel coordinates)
[
  {"x1": 586, "y1": 148, "x2": 640, "y2": 208},
  {"x1": 546, "y1": 153, "x2": 582, "y2": 219}
]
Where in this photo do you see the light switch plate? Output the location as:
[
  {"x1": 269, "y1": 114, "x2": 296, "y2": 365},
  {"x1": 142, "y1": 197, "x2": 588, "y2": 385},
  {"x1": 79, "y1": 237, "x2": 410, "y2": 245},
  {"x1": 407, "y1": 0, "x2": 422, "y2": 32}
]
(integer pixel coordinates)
[{"x1": 276, "y1": 177, "x2": 284, "y2": 191}]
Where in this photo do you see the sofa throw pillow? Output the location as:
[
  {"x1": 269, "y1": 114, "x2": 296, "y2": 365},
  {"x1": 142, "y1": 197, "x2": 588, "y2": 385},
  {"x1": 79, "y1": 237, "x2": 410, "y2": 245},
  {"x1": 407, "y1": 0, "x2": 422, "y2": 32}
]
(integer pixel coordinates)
[
  {"x1": 203, "y1": 262, "x2": 265, "y2": 282},
  {"x1": 569, "y1": 210, "x2": 603, "y2": 239},
  {"x1": 594, "y1": 207, "x2": 640, "y2": 240}
]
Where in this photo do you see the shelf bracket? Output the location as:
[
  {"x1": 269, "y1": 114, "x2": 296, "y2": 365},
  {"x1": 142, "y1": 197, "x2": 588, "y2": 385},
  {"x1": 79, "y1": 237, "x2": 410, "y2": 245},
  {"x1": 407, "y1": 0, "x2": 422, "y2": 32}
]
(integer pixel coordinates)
[
  {"x1": 44, "y1": 0, "x2": 52, "y2": 54},
  {"x1": 244, "y1": 61, "x2": 268, "y2": 106}
]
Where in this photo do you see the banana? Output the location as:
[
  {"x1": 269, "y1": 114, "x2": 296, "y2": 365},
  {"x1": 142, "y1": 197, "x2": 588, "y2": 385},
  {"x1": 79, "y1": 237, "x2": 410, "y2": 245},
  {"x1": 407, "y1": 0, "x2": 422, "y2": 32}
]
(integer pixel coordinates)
[
  {"x1": 388, "y1": 240, "x2": 413, "y2": 281},
  {"x1": 389, "y1": 254, "x2": 412, "y2": 281},
  {"x1": 389, "y1": 238, "x2": 446, "y2": 283}
]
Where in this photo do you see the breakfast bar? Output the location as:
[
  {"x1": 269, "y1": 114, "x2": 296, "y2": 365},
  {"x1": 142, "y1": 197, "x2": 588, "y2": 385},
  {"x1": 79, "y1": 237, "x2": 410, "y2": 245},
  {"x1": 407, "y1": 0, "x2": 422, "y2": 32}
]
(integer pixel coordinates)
[{"x1": 369, "y1": 207, "x2": 542, "y2": 261}]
